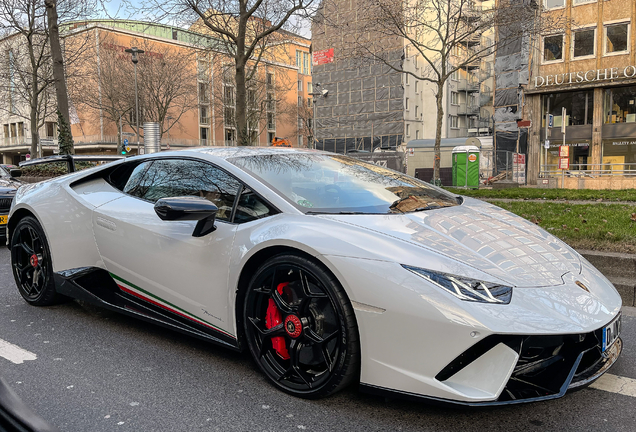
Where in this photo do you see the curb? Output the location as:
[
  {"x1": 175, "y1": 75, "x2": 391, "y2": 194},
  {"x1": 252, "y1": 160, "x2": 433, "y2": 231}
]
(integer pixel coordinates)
[{"x1": 578, "y1": 250, "x2": 636, "y2": 307}]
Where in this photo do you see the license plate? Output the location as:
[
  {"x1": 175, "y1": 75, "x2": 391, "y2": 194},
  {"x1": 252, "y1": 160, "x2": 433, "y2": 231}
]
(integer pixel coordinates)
[
  {"x1": 0, "y1": 215, "x2": 7, "y2": 225},
  {"x1": 602, "y1": 314, "x2": 621, "y2": 352}
]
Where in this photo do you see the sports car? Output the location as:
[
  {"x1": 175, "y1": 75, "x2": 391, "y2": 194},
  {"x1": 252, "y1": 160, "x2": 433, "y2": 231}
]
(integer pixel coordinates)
[{"x1": 7, "y1": 148, "x2": 622, "y2": 405}]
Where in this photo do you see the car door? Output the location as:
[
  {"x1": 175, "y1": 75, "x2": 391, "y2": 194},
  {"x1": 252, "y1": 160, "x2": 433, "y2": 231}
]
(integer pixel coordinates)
[{"x1": 92, "y1": 158, "x2": 241, "y2": 338}]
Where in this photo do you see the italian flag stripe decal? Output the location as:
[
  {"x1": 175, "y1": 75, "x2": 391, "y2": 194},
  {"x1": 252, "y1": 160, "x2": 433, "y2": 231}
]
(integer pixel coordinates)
[{"x1": 109, "y1": 273, "x2": 235, "y2": 339}]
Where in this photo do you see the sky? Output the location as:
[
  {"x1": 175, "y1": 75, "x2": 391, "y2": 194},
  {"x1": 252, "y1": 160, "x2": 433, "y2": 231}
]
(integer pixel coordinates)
[{"x1": 98, "y1": 0, "x2": 312, "y2": 38}]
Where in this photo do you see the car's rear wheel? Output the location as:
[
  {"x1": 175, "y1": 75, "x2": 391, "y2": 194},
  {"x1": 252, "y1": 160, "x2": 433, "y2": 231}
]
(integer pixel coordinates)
[
  {"x1": 11, "y1": 216, "x2": 59, "y2": 306},
  {"x1": 244, "y1": 254, "x2": 359, "y2": 398}
]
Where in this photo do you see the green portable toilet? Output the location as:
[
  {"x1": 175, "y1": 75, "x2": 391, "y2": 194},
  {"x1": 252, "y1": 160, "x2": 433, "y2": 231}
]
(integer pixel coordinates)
[{"x1": 452, "y1": 145, "x2": 480, "y2": 188}]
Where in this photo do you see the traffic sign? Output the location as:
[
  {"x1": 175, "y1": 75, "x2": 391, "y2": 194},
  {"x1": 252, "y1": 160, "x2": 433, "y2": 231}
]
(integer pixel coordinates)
[
  {"x1": 125, "y1": 145, "x2": 131, "y2": 152},
  {"x1": 25, "y1": 154, "x2": 31, "y2": 161},
  {"x1": 559, "y1": 146, "x2": 569, "y2": 158},
  {"x1": 559, "y1": 158, "x2": 569, "y2": 170},
  {"x1": 548, "y1": 114, "x2": 553, "y2": 128},
  {"x1": 544, "y1": 140, "x2": 550, "y2": 149},
  {"x1": 123, "y1": 139, "x2": 129, "y2": 146}
]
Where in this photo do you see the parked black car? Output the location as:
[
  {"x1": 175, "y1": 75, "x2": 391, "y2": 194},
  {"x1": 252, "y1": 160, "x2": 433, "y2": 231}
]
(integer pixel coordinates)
[{"x1": 0, "y1": 165, "x2": 23, "y2": 239}]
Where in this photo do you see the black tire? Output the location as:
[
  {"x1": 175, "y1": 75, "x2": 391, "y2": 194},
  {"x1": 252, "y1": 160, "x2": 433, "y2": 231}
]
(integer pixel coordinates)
[
  {"x1": 10, "y1": 216, "x2": 59, "y2": 306},
  {"x1": 243, "y1": 254, "x2": 359, "y2": 398}
]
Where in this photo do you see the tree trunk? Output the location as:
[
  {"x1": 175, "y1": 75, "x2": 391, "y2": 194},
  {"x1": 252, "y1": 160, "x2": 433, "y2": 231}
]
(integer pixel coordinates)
[
  {"x1": 433, "y1": 82, "x2": 444, "y2": 185},
  {"x1": 45, "y1": 0, "x2": 74, "y2": 153},
  {"x1": 30, "y1": 103, "x2": 39, "y2": 158},
  {"x1": 235, "y1": 55, "x2": 248, "y2": 146}
]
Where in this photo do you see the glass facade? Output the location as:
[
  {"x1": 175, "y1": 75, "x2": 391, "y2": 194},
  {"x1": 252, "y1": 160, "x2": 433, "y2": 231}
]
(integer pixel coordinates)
[
  {"x1": 604, "y1": 85, "x2": 636, "y2": 124},
  {"x1": 543, "y1": 90, "x2": 594, "y2": 127}
]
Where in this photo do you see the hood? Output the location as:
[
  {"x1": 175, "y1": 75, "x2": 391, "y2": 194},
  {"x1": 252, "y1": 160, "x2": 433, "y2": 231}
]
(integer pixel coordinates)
[
  {"x1": 322, "y1": 198, "x2": 581, "y2": 288},
  {"x1": 0, "y1": 176, "x2": 22, "y2": 193}
]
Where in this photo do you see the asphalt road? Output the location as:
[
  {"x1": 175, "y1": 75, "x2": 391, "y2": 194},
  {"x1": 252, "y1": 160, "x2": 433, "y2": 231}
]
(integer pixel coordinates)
[{"x1": 1, "y1": 247, "x2": 635, "y2": 432}]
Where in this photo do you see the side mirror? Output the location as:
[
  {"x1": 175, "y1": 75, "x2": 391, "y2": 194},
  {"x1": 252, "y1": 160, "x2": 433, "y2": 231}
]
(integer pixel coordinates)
[
  {"x1": 10, "y1": 169, "x2": 22, "y2": 178},
  {"x1": 154, "y1": 196, "x2": 218, "y2": 237}
]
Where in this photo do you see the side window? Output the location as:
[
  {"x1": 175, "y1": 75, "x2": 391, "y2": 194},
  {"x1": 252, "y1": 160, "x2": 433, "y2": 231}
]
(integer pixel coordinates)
[
  {"x1": 234, "y1": 188, "x2": 275, "y2": 223},
  {"x1": 122, "y1": 161, "x2": 153, "y2": 196},
  {"x1": 132, "y1": 159, "x2": 241, "y2": 222}
]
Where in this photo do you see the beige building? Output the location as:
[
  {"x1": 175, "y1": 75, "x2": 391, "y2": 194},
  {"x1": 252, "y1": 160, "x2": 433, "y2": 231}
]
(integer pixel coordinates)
[
  {"x1": 523, "y1": 0, "x2": 636, "y2": 188},
  {"x1": 0, "y1": 19, "x2": 311, "y2": 165}
]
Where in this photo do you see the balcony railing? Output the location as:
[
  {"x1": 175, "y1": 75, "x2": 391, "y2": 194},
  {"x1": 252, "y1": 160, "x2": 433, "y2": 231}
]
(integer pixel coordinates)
[
  {"x1": 458, "y1": 104, "x2": 480, "y2": 115},
  {"x1": 457, "y1": 79, "x2": 479, "y2": 92}
]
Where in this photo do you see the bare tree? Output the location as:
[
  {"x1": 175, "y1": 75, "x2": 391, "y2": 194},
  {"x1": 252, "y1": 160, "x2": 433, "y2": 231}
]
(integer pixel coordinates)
[
  {"x1": 71, "y1": 34, "x2": 198, "y2": 149},
  {"x1": 328, "y1": 0, "x2": 563, "y2": 182},
  {"x1": 209, "y1": 59, "x2": 296, "y2": 145},
  {"x1": 0, "y1": 0, "x2": 91, "y2": 156},
  {"x1": 143, "y1": 0, "x2": 316, "y2": 146}
]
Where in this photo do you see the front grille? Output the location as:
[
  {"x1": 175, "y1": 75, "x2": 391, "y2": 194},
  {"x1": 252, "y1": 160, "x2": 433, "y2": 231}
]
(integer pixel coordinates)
[
  {"x1": 437, "y1": 328, "x2": 619, "y2": 404},
  {"x1": 0, "y1": 197, "x2": 12, "y2": 212}
]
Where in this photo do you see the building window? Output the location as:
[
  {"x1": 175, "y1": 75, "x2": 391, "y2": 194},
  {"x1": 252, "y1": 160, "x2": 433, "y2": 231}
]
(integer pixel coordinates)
[
  {"x1": 451, "y1": 92, "x2": 459, "y2": 105},
  {"x1": 450, "y1": 116, "x2": 459, "y2": 129},
  {"x1": 307, "y1": 98, "x2": 312, "y2": 107},
  {"x1": 296, "y1": 50, "x2": 302, "y2": 69},
  {"x1": 605, "y1": 23, "x2": 629, "y2": 54},
  {"x1": 200, "y1": 127, "x2": 209, "y2": 145},
  {"x1": 415, "y1": 130, "x2": 419, "y2": 139},
  {"x1": 544, "y1": 0, "x2": 565, "y2": 8},
  {"x1": 267, "y1": 73, "x2": 274, "y2": 87},
  {"x1": 197, "y1": 60, "x2": 209, "y2": 81},
  {"x1": 406, "y1": 124, "x2": 410, "y2": 136},
  {"x1": 298, "y1": 96, "x2": 303, "y2": 106},
  {"x1": 298, "y1": 135, "x2": 303, "y2": 147},
  {"x1": 405, "y1": 73, "x2": 409, "y2": 84},
  {"x1": 268, "y1": 132, "x2": 275, "y2": 145},
  {"x1": 405, "y1": 97, "x2": 409, "y2": 110},
  {"x1": 451, "y1": 70, "x2": 460, "y2": 81},
  {"x1": 199, "y1": 106, "x2": 209, "y2": 124},
  {"x1": 603, "y1": 85, "x2": 636, "y2": 124},
  {"x1": 199, "y1": 82, "x2": 209, "y2": 103},
  {"x1": 298, "y1": 80, "x2": 303, "y2": 92},
  {"x1": 415, "y1": 106, "x2": 419, "y2": 117},
  {"x1": 267, "y1": 93, "x2": 275, "y2": 111},
  {"x1": 303, "y1": 52, "x2": 310, "y2": 75},
  {"x1": 307, "y1": 82, "x2": 313, "y2": 93},
  {"x1": 543, "y1": 34, "x2": 564, "y2": 62},
  {"x1": 573, "y1": 0, "x2": 595, "y2": 4},
  {"x1": 543, "y1": 90, "x2": 593, "y2": 128},
  {"x1": 224, "y1": 107, "x2": 235, "y2": 126},
  {"x1": 298, "y1": 117, "x2": 303, "y2": 129},
  {"x1": 45, "y1": 122, "x2": 56, "y2": 138},
  {"x1": 225, "y1": 128, "x2": 235, "y2": 144},
  {"x1": 572, "y1": 29, "x2": 595, "y2": 59},
  {"x1": 224, "y1": 86, "x2": 234, "y2": 105},
  {"x1": 267, "y1": 113, "x2": 275, "y2": 130}
]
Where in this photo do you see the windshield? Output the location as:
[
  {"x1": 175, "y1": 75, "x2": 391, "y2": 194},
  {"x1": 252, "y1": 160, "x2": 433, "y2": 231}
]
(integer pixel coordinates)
[
  {"x1": 0, "y1": 166, "x2": 9, "y2": 177},
  {"x1": 229, "y1": 153, "x2": 460, "y2": 214}
]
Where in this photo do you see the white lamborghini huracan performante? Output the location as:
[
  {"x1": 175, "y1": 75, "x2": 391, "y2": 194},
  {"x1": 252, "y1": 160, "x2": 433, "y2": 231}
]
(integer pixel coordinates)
[{"x1": 8, "y1": 148, "x2": 622, "y2": 405}]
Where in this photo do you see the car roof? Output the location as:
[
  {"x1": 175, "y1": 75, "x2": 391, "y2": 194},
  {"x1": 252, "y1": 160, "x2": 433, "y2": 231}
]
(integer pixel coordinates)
[{"x1": 183, "y1": 146, "x2": 329, "y2": 160}]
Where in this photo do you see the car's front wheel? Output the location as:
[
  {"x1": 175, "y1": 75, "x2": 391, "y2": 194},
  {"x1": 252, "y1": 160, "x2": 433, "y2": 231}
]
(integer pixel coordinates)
[
  {"x1": 244, "y1": 254, "x2": 359, "y2": 398},
  {"x1": 11, "y1": 216, "x2": 59, "y2": 306}
]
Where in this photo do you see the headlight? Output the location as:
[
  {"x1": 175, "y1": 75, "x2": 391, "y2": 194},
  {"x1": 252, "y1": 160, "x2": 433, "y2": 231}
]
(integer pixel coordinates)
[{"x1": 402, "y1": 265, "x2": 513, "y2": 304}]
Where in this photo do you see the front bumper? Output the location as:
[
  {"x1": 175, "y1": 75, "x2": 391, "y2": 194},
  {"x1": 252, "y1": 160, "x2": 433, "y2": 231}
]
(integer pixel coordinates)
[{"x1": 361, "y1": 330, "x2": 622, "y2": 406}]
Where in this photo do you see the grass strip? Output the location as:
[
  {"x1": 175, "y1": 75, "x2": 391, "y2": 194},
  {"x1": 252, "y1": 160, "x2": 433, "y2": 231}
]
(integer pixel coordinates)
[
  {"x1": 446, "y1": 187, "x2": 636, "y2": 202},
  {"x1": 493, "y1": 201, "x2": 636, "y2": 253}
]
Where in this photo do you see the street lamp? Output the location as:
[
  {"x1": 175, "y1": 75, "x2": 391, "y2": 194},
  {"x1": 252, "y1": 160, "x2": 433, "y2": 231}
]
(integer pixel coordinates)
[
  {"x1": 125, "y1": 47, "x2": 144, "y2": 153},
  {"x1": 309, "y1": 83, "x2": 328, "y2": 149}
]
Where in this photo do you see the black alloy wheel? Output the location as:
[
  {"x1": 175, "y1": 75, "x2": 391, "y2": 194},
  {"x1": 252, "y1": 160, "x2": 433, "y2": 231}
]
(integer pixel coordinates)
[
  {"x1": 11, "y1": 216, "x2": 59, "y2": 306},
  {"x1": 244, "y1": 254, "x2": 359, "y2": 398}
]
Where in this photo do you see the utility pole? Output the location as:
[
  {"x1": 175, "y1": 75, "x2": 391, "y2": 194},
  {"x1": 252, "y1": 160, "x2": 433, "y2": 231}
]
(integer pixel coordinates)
[{"x1": 125, "y1": 47, "x2": 144, "y2": 154}]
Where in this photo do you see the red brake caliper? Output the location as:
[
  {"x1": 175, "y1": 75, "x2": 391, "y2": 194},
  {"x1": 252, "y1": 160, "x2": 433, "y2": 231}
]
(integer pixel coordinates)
[{"x1": 265, "y1": 282, "x2": 290, "y2": 360}]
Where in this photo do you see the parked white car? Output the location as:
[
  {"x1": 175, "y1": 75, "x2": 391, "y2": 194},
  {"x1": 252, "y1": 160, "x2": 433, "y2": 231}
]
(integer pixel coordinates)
[{"x1": 8, "y1": 148, "x2": 621, "y2": 405}]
